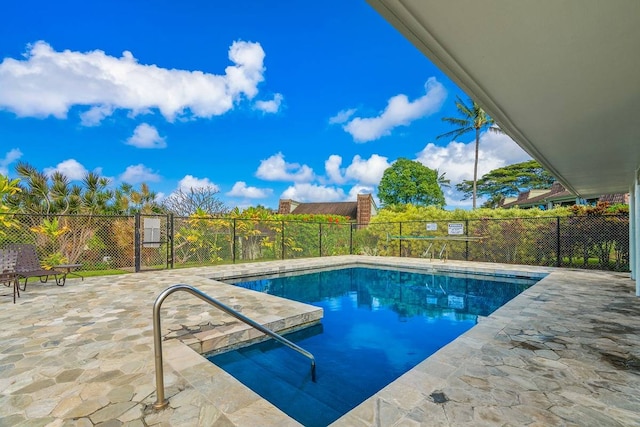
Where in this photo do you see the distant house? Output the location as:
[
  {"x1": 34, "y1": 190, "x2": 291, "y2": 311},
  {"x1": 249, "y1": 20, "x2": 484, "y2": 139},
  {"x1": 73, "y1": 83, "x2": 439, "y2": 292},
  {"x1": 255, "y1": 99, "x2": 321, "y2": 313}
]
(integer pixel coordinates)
[
  {"x1": 278, "y1": 193, "x2": 377, "y2": 226},
  {"x1": 500, "y1": 182, "x2": 629, "y2": 210}
]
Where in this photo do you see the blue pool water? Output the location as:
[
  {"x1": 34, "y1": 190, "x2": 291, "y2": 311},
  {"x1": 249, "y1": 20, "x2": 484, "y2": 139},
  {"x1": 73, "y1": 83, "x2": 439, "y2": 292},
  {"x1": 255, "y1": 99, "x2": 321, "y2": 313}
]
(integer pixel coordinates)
[{"x1": 209, "y1": 267, "x2": 538, "y2": 427}]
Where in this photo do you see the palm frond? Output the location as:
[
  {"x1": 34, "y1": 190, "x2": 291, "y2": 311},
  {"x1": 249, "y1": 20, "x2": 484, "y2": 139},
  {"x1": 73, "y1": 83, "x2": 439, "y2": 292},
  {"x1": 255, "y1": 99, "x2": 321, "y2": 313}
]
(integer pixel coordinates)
[
  {"x1": 441, "y1": 117, "x2": 470, "y2": 127},
  {"x1": 454, "y1": 96, "x2": 474, "y2": 118},
  {"x1": 436, "y1": 126, "x2": 473, "y2": 141},
  {"x1": 488, "y1": 125, "x2": 505, "y2": 134}
]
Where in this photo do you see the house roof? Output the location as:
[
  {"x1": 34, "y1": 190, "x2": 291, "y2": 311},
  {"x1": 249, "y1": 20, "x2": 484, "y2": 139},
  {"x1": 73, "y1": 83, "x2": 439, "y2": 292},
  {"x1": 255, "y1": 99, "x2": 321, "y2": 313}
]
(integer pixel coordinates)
[
  {"x1": 502, "y1": 182, "x2": 628, "y2": 208},
  {"x1": 502, "y1": 183, "x2": 575, "y2": 208},
  {"x1": 599, "y1": 194, "x2": 629, "y2": 205},
  {"x1": 290, "y1": 202, "x2": 358, "y2": 218}
]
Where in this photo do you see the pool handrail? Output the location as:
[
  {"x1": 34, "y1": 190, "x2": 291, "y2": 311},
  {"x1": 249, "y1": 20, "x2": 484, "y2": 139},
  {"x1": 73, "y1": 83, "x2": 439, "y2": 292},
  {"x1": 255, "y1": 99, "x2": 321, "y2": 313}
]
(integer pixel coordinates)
[
  {"x1": 421, "y1": 242, "x2": 434, "y2": 260},
  {"x1": 439, "y1": 243, "x2": 448, "y2": 261},
  {"x1": 152, "y1": 284, "x2": 317, "y2": 410}
]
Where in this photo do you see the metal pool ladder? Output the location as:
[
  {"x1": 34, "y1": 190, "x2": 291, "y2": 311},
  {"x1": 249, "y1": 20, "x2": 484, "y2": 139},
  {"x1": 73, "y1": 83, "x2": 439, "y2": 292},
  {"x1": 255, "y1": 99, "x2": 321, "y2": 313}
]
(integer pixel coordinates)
[{"x1": 152, "y1": 284, "x2": 317, "y2": 410}]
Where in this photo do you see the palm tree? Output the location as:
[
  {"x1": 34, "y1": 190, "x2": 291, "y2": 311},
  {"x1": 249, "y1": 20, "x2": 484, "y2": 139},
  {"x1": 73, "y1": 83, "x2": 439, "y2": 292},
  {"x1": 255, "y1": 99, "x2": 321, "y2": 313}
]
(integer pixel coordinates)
[
  {"x1": 437, "y1": 96, "x2": 502, "y2": 208},
  {"x1": 11, "y1": 162, "x2": 114, "y2": 215},
  {"x1": 11, "y1": 162, "x2": 72, "y2": 215},
  {"x1": 434, "y1": 168, "x2": 451, "y2": 189},
  {"x1": 0, "y1": 174, "x2": 22, "y2": 236},
  {"x1": 112, "y1": 182, "x2": 163, "y2": 215},
  {"x1": 80, "y1": 172, "x2": 113, "y2": 214}
]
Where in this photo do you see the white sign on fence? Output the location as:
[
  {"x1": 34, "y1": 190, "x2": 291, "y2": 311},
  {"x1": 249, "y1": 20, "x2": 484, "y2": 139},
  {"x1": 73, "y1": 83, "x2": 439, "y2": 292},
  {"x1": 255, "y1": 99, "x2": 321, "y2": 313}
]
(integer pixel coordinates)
[
  {"x1": 143, "y1": 218, "x2": 161, "y2": 248},
  {"x1": 448, "y1": 223, "x2": 464, "y2": 235},
  {"x1": 426, "y1": 223, "x2": 438, "y2": 231}
]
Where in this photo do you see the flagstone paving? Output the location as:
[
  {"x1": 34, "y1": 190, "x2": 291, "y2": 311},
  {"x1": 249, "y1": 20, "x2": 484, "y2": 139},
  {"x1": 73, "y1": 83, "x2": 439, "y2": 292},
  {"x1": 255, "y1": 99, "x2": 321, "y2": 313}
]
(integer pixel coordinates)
[{"x1": 0, "y1": 256, "x2": 639, "y2": 426}]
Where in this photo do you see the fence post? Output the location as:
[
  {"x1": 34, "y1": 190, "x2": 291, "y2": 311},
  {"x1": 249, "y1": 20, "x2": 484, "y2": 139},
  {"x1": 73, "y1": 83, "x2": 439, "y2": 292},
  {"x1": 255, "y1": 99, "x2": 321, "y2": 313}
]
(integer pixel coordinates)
[
  {"x1": 465, "y1": 219, "x2": 469, "y2": 261},
  {"x1": 350, "y1": 223, "x2": 353, "y2": 255},
  {"x1": 167, "y1": 214, "x2": 174, "y2": 269},
  {"x1": 281, "y1": 220, "x2": 285, "y2": 260},
  {"x1": 319, "y1": 223, "x2": 322, "y2": 257},
  {"x1": 399, "y1": 222, "x2": 403, "y2": 257},
  {"x1": 556, "y1": 216, "x2": 561, "y2": 267},
  {"x1": 232, "y1": 219, "x2": 236, "y2": 264},
  {"x1": 134, "y1": 213, "x2": 141, "y2": 272}
]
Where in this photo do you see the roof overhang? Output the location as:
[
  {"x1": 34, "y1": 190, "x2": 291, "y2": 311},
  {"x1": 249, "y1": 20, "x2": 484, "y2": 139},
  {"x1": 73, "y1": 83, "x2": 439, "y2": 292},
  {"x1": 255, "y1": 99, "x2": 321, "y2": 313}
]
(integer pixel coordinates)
[{"x1": 366, "y1": 0, "x2": 640, "y2": 197}]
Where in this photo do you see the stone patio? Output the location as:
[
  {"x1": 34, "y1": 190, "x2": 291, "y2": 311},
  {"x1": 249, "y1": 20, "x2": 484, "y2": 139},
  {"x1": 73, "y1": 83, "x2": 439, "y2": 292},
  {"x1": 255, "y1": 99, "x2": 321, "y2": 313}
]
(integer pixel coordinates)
[{"x1": 1, "y1": 256, "x2": 639, "y2": 426}]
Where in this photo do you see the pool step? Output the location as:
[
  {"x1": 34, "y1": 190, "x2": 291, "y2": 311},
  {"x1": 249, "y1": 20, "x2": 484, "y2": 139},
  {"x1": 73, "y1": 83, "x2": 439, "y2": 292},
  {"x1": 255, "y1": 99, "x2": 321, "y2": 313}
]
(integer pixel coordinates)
[{"x1": 211, "y1": 341, "x2": 346, "y2": 427}]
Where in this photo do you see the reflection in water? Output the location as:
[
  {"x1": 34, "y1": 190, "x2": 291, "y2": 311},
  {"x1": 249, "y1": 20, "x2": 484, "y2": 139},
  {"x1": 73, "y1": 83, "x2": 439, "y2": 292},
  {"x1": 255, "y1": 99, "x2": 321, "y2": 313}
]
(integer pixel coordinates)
[
  {"x1": 233, "y1": 267, "x2": 537, "y2": 318},
  {"x1": 215, "y1": 267, "x2": 538, "y2": 427}
]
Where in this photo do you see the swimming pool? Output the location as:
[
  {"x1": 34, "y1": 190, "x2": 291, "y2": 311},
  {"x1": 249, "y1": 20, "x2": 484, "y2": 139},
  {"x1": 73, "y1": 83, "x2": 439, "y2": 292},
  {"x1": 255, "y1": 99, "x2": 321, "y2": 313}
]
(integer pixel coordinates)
[{"x1": 209, "y1": 266, "x2": 538, "y2": 426}]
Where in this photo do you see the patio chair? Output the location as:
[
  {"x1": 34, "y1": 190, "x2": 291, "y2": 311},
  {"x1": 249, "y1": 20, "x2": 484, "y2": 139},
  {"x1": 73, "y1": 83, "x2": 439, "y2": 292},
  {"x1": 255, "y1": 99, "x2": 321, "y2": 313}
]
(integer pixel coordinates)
[
  {"x1": 0, "y1": 248, "x2": 19, "y2": 303},
  {"x1": 6, "y1": 244, "x2": 61, "y2": 291}
]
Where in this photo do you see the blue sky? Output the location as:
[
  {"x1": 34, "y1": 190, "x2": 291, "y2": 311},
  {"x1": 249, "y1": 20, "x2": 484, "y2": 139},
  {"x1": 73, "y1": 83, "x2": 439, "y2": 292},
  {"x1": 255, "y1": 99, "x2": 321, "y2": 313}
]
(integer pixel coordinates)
[{"x1": 0, "y1": 0, "x2": 530, "y2": 210}]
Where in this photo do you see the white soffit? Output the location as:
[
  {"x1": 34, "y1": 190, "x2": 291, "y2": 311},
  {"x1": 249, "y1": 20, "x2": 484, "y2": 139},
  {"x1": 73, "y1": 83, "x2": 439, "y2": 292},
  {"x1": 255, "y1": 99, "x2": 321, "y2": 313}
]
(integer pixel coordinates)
[{"x1": 367, "y1": 0, "x2": 640, "y2": 196}]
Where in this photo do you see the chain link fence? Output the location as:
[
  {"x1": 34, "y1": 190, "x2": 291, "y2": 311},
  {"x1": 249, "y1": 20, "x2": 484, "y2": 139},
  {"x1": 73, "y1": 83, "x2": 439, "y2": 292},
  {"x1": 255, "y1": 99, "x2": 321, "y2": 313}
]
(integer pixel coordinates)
[
  {"x1": 172, "y1": 217, "x2": 354, "y2": 264},
  {"x1": 361, "y1": 215, "x2": 629, "y2": 270},
  {"x1": 0, "y1": 213, "x2": 136, "y2": 271},
  {"x1": 0, "y1": 212, "x2": 630, "y2": 273}
]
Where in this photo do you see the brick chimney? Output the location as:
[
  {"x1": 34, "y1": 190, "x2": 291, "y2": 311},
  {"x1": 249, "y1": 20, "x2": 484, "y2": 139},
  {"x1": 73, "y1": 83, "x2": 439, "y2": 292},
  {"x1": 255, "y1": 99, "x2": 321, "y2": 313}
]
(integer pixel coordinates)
[
  {"x1": 278, "y1": 199, "x2": 292, "y2": 214},
  {"x1": 278, "y1": 199, "x2": 300, "y2": 214},
  {"x1": 356, "y1": 194, "x2": 376, "y2": 227}
]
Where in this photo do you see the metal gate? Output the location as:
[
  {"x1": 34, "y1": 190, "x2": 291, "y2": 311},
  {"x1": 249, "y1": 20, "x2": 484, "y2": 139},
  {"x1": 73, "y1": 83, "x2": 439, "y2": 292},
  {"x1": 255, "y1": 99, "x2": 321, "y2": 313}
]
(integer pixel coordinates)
[{"x1": 134, "y1": 214, "x2": 173, "y2": 272}]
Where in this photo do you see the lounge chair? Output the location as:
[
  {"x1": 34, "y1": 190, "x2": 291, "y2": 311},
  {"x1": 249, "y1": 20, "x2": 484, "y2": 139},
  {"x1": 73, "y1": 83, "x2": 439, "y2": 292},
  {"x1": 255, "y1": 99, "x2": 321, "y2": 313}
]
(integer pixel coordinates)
[
  {"x1": 6, "y1": 244, "x2": 61, "y2": 291},
  {"x1": 0, "y1": 248, "x2": 19, "y2": 303}
]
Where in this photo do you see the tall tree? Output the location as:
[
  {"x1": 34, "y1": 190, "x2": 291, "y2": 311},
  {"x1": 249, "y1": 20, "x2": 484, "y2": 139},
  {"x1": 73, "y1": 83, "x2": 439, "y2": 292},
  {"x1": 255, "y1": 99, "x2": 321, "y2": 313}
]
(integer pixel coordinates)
[
  {"x1": 0, "y1": 174, "x2": 22, "y2": 236},
  {"x1": 437, "y1": 96, "x2": 503, "y2": 209},
  {"x1": 111, "y1": 182, "x2": 163, "y2": 215},
  {"x1": 80, "y1": 172, "x2": 113, "y2": 214},
  {"x1": 456, "y1": 160, "x2": 556, "y2": 207},
  {"x1": 162, "y1": 187, "x2": 228, "y2": 217},
  {"x1": 8, "y1": 162, "x2": 112, "y2": 215},
  {"x1": 377, "y1": 158, "x2": 445, "y2": 207},
  {"x1": 434, "y1": 168, "x2": 451, "y2": 189}
]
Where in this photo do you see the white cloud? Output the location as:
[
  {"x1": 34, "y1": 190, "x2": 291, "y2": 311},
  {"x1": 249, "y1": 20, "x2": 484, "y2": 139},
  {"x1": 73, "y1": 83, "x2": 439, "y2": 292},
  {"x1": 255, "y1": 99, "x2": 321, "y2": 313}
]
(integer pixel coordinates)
[
  {"x1": 177, "y1": 175, "x2": 219, "y2": 192},
  {"x1": 126, "y1": 123, "x2": 167, "y2": 149},
  {"x1": 444, "y1": 191, "x2": 474, "y2": 210},
  {"x1": 254, "y1": 93, "x2": 283, "y2": 113},
  {"x1": 344, "y1": 154, "x2": 391, "y2": 185},
  {"x1": 226, "y1": 41, "x2": 265, "y2": 99},
  {"x1": 0, "y1": 148, "x2": 23, "y2": 176},
  {"x1": 347, "y1": 185, "x2": 377, "y2": 201},
  {"x1": 480, "y1": 130, "x2": 533, "y2": 165},
  {"x1": 416, "y1": 140, "x2": 474, "y2": 185},
  {"x1": 324, "y1": 155, "x2": 345, "y2": 184},
  {"x1": 255, "y1": 152, "x2": 314, "y2": 182},
  {"x1": 281, "y1": 183, "x2": 346, "y2": 202},
  {"x1": 416, "y1": 130, "x2": 530, "y2": 185},
  {"x1": 44, "y1": 159, "x2": 89, "y2": 180},
  {"x1": 119, "y1": 164, "x2": 161, "y2": 184},
  {"x1": 227, "y1": 181, "x2": 272, "y2": 198},
  {"x1": 0, "y1": 40, "x2": 267, "y2": 124},
  {"x1": 324, "y1": 154, "x2": 391, "y2": 186},
  {"x1": 328, "y1": 108, "x2": 356, "y2": 125},
  {"x1": 79, "y1": 105, "x2": 114, "y2": 126},
  {"x1": 340, "y1": 77, "x2": 447, "y2": 142},
  {"x1": 416, "y1": 130, "x2": 531, "y2": 207}
]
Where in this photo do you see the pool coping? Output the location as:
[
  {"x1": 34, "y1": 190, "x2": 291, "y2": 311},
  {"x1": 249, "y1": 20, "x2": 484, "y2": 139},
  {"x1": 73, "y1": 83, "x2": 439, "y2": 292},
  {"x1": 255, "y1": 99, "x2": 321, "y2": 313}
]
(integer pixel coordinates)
[
  {"x1": 154, "y1": 257, "x2": 640, "y2": 426},
  {"x1": 1, "y1": 255, "x2": 639, "y2": 426},
  {"x1": 162, "y1": 257, "x2": 559, "y2": 426}
]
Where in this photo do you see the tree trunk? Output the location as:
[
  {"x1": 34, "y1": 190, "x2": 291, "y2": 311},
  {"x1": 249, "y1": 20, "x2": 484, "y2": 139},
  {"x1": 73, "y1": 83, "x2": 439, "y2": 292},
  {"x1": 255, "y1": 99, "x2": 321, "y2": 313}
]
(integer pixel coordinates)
[{"x1": 473, "y1": 127, "x2": 480, "y2": 209}]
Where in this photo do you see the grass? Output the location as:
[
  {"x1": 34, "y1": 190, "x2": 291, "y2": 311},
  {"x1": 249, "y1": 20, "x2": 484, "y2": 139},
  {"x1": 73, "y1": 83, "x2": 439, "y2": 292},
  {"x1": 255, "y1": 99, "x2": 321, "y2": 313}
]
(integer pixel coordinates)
[{"x1": 20, "y1": 268, "x2": 129, "y2": 284}]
